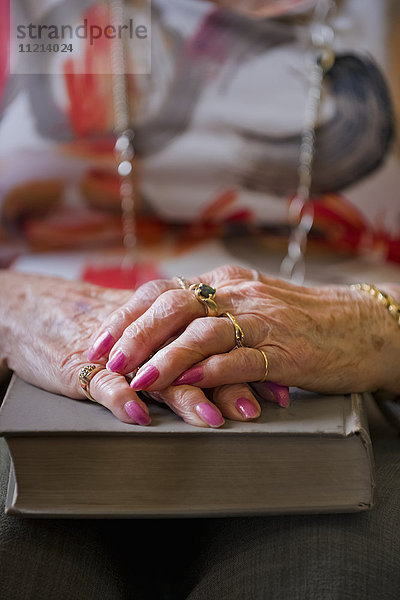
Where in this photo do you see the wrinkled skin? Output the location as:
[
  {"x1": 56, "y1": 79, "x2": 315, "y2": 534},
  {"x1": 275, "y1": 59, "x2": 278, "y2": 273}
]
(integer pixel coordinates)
[
  {"x1": 2, "y1": 267, "x2": 399, "y2": 429},
  {"x1": 0, "y1": 272, "x2": 140, "y2": 424},
  {"x1": 90, "y1": 265, "x2": 400, "y2": 398},
  {"x1": 0, "y1": 270, "x2": 277, "y2": 428}
]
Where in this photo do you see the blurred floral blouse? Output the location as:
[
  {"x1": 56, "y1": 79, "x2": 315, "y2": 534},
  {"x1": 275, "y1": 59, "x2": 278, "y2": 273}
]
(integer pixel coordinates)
[{"x1": 0, "y1": 0, "x2": 399, "y2": 265}]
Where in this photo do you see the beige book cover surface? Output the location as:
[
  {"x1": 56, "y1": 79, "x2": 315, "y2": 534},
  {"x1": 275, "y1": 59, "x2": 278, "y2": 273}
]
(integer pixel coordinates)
[{"x1": 0, "y1": 375, "x2": 375, "y2": 517}]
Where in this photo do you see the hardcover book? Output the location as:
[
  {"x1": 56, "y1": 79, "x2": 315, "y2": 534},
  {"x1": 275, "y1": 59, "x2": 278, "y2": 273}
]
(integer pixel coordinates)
[{"x1": 0, "y1": 375, "x2": 375, "y2": 518}]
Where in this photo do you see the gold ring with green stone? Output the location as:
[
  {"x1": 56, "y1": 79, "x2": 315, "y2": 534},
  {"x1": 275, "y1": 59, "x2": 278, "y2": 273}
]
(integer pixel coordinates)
[{"x1": 189, "y1": 283, "x2": 219, "y2": 317}]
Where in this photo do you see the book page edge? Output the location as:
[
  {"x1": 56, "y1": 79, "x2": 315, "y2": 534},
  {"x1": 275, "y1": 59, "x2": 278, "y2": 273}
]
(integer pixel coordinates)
[{"x1": 347, "y1": 392, "x2": 375, "y2": 510}]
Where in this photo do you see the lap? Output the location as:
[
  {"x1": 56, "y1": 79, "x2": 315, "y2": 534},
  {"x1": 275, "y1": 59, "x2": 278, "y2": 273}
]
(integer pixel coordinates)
[
  {"x1": 0, "y1": 402, "x2": 399, "y2": 600},
  {"x1": 0, "y1": 438, "x2": 160, "y2": 600},
  {"x1": 180, "y1": 421, "x2": 400, "y2": 600}
]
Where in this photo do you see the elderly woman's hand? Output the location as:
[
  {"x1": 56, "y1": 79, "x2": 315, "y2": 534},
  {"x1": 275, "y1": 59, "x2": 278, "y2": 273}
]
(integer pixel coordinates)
[
  {"x1": 90, "y1": 265, "x2": 400, "y2": 398},
  {"x1": 0, "y1": 270, "x2": 155, "y2": 424},
  {"x1": 0, "y1": 270, "x2": 272, "y2": 428}
]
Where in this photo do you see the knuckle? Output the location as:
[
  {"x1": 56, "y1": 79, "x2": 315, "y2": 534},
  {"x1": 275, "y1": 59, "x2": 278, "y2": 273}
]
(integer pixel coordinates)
[
  {"x1": 185, "y1": 317, "x2": 212, "y2": 340},
  {"x1": 120, "y1": 323, "x2": 138, "y2": 341},
  {"x1": 117, "y1": 310, "x2": 155, "y2": 345},
  {"x1": 61, "y1": 353, "x2": 87, "y2": 397},
  {"x1": 92, "y1": 371, "x2": 110, "y2": 396},
  {"x1": 250, "y1": 268, "x2": 262, "y2": 281},
  {"x1": 216, "y1": 382, "x2": 251, "y2": 403},
  {"x1": 238, "y1": 280, "x2": 266, "y2": 296},
  {"x1": 120, "y1": 319, "x2": 152, "y2": 347},
  {"x1": 246, "y1": 315, "x2": 271, "y2": 343},
  {"x1": 158, "y1": 340, "x2": 201, "y2": 369},
  {"x1": 182, "y1": 318, "x2": 221, "y2": 352},
  {"x1": 151, "y1": 388, "x2": 206, "y2": 427},
  {"x1": 204, "y1": 316, "x2": 223, "y2": 338},
  {"x1": 135, "y1": 279, "x2": 170, "y2": 301},
  {"x1": 235, "y1": 348, "x2": 257, "y2": 374},
  {"x1": 212, "y1": 264, "x2": 250, "y2": 283},
  {"x1": 176, "y1": 388, "x2": 195, "y2": 410},
  {"x1": 91, "y1": 371, "x2": 121, "y2": 407},
  {"x1": 108, "y1": 305, "x2": 136, "y2": 328},
  {"x1": 152, "y1": 289, "x2": 189, "y2": 319},
  {"x1": 167, "y1": 387, "x2": 197, "y2": 415}
]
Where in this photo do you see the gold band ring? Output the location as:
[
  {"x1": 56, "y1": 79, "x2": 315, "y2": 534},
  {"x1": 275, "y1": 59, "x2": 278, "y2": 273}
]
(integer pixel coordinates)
[
  {"x1": 174, "y1": 276, "x2": 190, "y2": 290},
  {"x1": 220, "y1": 312, "x2": 245, "y2": 348},
  {"x1": 189, "y1": 283, "x2": 219, "y2": 317},
  {"x1": 78, "y1": 364, "x2": 103, "y2": 402},
  {"x1": 256, "y1": 349, "x2": 269, "y2": 383}
]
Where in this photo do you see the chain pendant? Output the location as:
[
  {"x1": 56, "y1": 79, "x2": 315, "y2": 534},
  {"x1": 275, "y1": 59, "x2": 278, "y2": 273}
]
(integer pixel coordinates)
[
  {"x1": 109, "y1": 0, "x2": 137, "y2": 279},
  {"x1": 280, "y1": 0, "x2": 335, "y2": 284}
]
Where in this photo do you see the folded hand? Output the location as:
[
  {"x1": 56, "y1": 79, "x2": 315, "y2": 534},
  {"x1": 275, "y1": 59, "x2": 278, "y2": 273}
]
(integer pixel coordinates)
[{"x1": 89, "y1": 265, "x2": 388, "y2": 404}]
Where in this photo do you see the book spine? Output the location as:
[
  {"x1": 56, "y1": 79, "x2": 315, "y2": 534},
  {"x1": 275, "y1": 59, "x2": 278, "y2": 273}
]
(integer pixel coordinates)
[{"x1": 346, "y1": 393, "x2": 375, "y2": 509}]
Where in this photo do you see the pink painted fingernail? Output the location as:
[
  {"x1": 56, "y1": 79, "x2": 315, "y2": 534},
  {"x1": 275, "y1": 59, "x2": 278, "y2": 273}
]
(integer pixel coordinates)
[
  {"x1": 88, "y1": 331, "x2": 114, "y2": 361},
  {"x1": 124, "y1": 401, "x2": 151, "y2": 426},
  {"x1": 172, "y1": 365, "x2": 203, "y2": 386},
  {"x1": 196, "y1": 402, "x2": 225, "y2": 428},
  {"x1": 267, "y1": 383, "x2": 290, "y2": 408},
  {"x1": 130, "y1": 365, "x2": 159, "y2": 391},
  {"x1": 235, "y1": 397, "x2": 260, "y2": 419},
  {"x1": 106, "y1": 350, "x2": 126, "y2": 373}
]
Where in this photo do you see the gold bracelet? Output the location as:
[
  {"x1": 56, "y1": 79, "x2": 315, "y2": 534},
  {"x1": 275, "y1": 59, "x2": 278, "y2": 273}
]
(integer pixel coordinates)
[{"x1": 350, "y1": 283, "x2": 400, "y2": 328}]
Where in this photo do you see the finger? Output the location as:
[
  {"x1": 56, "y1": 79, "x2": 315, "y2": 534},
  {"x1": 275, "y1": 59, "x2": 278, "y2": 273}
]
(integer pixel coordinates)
[
  {"x1": 148, "y1": 382, "x2": 261, "y2": 425},
  {"x1": 149, "y1": 386, "x2": 225, "y2": 428},
  {"x1": 171, "y1": 347, "x2": 290, "y2": 407},
  {"x1": 212, "y1": 383, "x2": 261, "y2": 420},
  {"x1": 195, "y1": 264, "x2": 307, "y2": 294},
  {"x1": 195, "y1": 264, "x2": 258, "y2": 287},
  {"x1": 128, "y1": 314, "x2": 263, "y2": 391},
  {"x1": 78, "y1": 366, "x2": 152, "y2": 426},
  {"x1": 87, "y1": 279, "x2": 177, "y2": 361},
  {"x1": 250, "y1": 381, "x2": 291, "y2": 408},
  {"x1": 106, "y1": 287, "x2": 233, "y2": 375}
]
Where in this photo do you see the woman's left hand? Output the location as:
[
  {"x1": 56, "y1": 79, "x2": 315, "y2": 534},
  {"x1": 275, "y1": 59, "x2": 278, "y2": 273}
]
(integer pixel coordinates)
[{"x1": 89, "y1": 264, "x2": 392, "y2": 398}]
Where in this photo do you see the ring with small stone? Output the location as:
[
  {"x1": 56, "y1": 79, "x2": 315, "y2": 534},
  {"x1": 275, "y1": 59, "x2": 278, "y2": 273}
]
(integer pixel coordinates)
[
  {"x1": 189, "y1": 283, "x2": 219, "y2": 317},
  {"x1": 78, "y1": 364, "x2": 103, "y2": 402}
]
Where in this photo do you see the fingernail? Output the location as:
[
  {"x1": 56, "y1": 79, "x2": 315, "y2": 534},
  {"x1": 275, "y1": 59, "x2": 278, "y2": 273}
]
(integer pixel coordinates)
[
  {"x1": 172, "y1": 365, "x2": 203, "y2": 386},
  {"x1": 106, "y1": 350, "x2": 126, "y2": 373},
  {"x1": 88, "y1": 331, "x2": 114, "y2": 361},
  {"x1": 130, "y1": 365, "x2": 159, "y2": 391},
  {"x1": 124, "y1": 401, "x2": 151, "y2": 426},
  {"x1": 268, "y1": 383, "x2": 290, "y2": 408},
  {"x1": 235, "y1": 397, "x2": 260, "y2": 419},
  {"x1": 196, "y1": 402, "x2": 224, "y2": 428}
]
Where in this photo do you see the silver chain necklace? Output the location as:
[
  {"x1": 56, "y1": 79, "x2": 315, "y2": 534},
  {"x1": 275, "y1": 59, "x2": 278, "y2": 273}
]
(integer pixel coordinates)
[
  {"x1": 109, "y1": 0, "x2": 137, "y2": 279},
  {"x1": 280, "y1": 0, "x2": 336, "y2": 284}
]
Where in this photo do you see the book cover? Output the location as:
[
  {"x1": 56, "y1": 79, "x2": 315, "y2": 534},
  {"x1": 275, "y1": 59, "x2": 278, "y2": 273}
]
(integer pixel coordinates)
[{"x1": 0, "y1": 375, "x2": 375, "y2": 517}]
